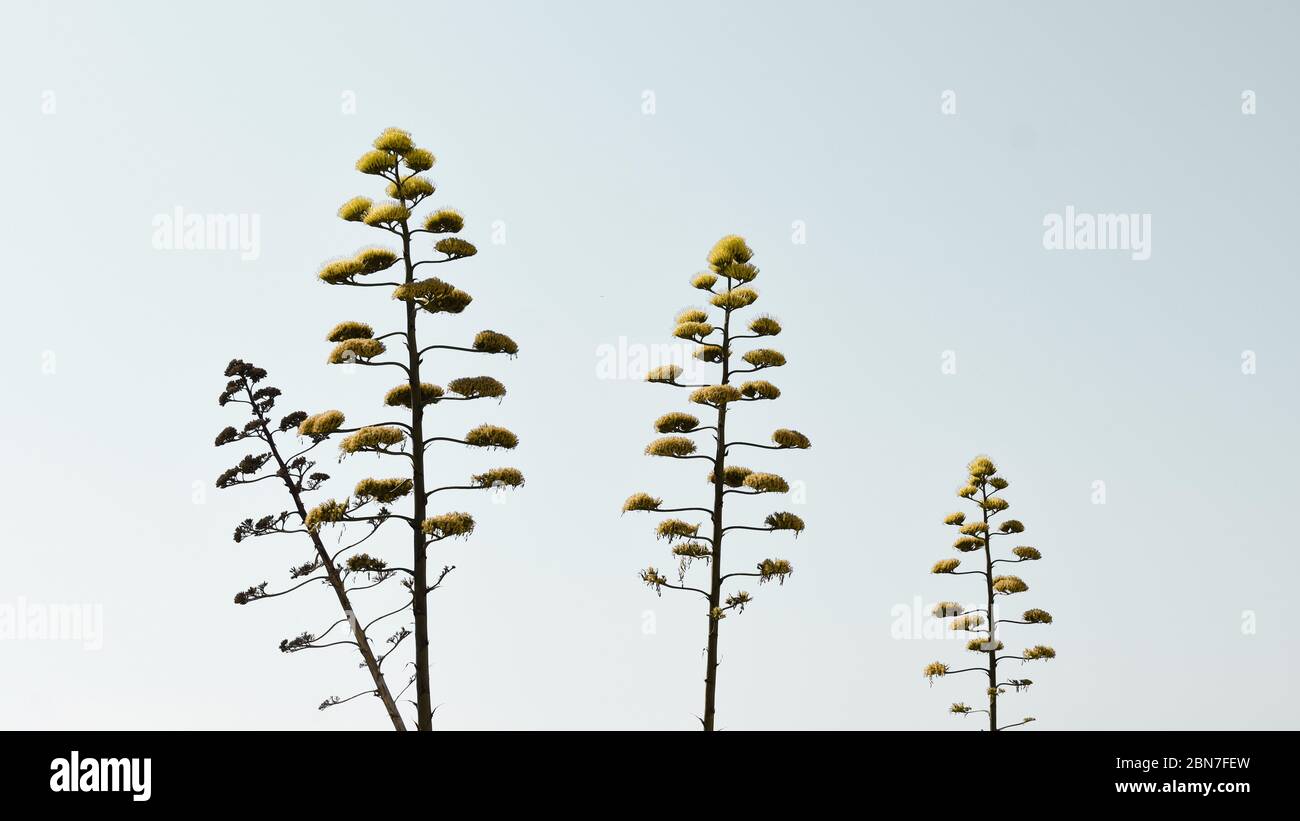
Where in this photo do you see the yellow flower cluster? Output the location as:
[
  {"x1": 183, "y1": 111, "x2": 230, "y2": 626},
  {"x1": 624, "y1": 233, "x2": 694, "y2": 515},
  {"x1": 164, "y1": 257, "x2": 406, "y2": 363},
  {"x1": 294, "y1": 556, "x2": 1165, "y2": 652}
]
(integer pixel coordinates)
[
  {"x1": 339, "y1": 426, "x2": 405, "y2": 454},
  {"x1": 422, "y1": 512, "x2": 475, "y2": 539}
]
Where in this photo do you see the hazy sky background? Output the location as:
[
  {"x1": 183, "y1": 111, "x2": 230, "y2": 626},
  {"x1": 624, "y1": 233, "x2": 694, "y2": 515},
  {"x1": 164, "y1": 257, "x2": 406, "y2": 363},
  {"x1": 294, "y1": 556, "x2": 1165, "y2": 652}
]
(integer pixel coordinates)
[{"x1": 1, "y1": 0, "x2": 1296, "y2": 730}]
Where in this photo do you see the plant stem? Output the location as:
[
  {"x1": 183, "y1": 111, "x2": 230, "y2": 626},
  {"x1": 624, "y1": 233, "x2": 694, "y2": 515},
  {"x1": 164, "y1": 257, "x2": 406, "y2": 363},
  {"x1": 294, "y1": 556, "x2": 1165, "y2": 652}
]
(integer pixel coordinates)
[
  {"x1": 982, "y1": 483, "x2": 997, "y2": 732},
  {"x1": 247, "y1": 385, "x2": 405, "y2": 730},
  {"x1": 702, "y1": 291, "x2": 733, "y2": 731},
  {"x1": 398, "y1": 213, "x2": 433, "y2": 732}
]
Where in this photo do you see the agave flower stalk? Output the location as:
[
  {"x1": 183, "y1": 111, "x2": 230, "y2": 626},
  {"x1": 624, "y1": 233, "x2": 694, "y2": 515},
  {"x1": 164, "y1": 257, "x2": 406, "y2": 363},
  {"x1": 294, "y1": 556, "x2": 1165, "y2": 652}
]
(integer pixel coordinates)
[
  {"x1": 924, "y1": 456, "x2": 1056, "y2": 731},
  {"x1": 313, "y1": 128, "x2": 523, "y2": 731},
  {"x1": 215, "y1": 359, "x2": 404, "y2": 729},
  {"x1": 623, "y1": 236, "x2": 810, "y2": 730}
]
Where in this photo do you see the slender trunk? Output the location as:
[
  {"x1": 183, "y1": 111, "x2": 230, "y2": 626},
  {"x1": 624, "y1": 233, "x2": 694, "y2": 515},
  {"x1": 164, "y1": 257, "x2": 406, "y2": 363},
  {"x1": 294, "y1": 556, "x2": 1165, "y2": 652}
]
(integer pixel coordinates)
[
  {"x1": 398, "y1": 220, "x2": 433, "y2": 731},
  {"x1": 702, "y1": 402, "x2": 725, "y2": 730},
  {"x1": 702, "y1": 300, "x2": 733, "y2": 731},
  {"x1": 983, "y1": 487, "x2": 996, "y2": 732},
  {"x1": 309, "y1": 527, "x2": 406, "y2": 730},
  {"x1": 250, "y1": 392, "x2": 405, "y2": 730}
]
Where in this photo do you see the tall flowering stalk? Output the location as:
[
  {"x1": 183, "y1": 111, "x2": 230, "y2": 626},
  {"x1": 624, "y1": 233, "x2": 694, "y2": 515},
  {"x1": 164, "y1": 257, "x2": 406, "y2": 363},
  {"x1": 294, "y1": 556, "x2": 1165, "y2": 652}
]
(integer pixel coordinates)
[
  {"x1": 924, "y1": 456, "x2": 1056, "y2": 731},
  {"x1": 622, "y1": 235, "x2": 810, "y2": 731},
  {"x1": 215, "y1": 359, "x2": 405, "y2": 729},
  {"x1": 308, "y1": 127, "x2": 523, "y2": 731}
]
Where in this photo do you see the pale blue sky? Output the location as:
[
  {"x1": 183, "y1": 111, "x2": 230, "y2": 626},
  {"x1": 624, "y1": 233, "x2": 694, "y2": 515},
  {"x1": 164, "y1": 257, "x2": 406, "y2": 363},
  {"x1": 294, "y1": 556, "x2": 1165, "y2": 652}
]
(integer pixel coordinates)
[{"x1": 1, "y1": 0, "x2": 1296, "y2": 729}]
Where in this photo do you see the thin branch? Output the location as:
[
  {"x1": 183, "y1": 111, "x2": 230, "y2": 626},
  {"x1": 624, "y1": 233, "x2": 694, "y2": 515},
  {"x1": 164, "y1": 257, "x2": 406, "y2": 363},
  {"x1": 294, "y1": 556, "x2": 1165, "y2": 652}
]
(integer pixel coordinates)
[
  {"x1": 343, "y1": 510, "x2": 415, "y2": 527},
  {"x1": 417, "y1": 344, "x2": 493, "y2": 356},
  {"x1": 296, "y1": 640, "x2": 360, "y2": 652},
  {"x1": 336, "y1": 422, "x2": 414, "y2": 434},
  {"x1": 647, "y1": 506, "x2": 715, "y2": 517},
  {"x1": 942, "y1": 667, "x2": 994, "y2": 678},
  {"x1": 345, "y1": 576, "x2": 396, "y2": 594},
  {"x1": 411, "y1": 257, "x2": 455, "y2": 268},
  {"x1": 378, "y1": 631, "x2": 411, "y2": 669},
  {"x1": 422, "y1": 436, "x2": 473, "y2": 449},
  {"x1": 247, "y1": 575, "x2": 329, "y2": 601},
  {"x1": 365, "y1": 601, "x2": 415, "y2": 633},
  {"x1": 310, "y1": 617, "x2": 349, "y2": 643},
  {"x1": 423, "y1": 484, "x2": 490, "y2": 500},
  {"x1": 340, "y1": 280, "x2": 403, "y2": 288},
  {"x1": 657, "y1": 581, "x2": 709, "y2": 599},
  {"x1": 329, "y1": 521, "x2": 389, "y2": 563},
  {"x1": 325, "y1": 689, "x2": 379, "y2": 707},
  {"x1": 223, "y1": 473, "x2": 281, "y2": 487},
  {"x1": 357, "y1": 360, "x2": 412, "y2": 374},
  {"x1": 725, "y1": 441, "x2": 785, "y2": 452},
  {"x1": 426, "y1": 564, "x2": 456, "y2": 594},
  {"x1": 720, "y1": 524, "x2": 776, "y2": 535}
]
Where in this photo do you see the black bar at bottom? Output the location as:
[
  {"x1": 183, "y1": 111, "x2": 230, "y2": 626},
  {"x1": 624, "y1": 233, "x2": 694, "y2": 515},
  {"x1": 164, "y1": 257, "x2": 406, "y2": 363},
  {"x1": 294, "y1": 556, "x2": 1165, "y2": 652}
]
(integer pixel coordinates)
[{"x1": 2, "y1": 730, "x2": 1285, "y2": 807}]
